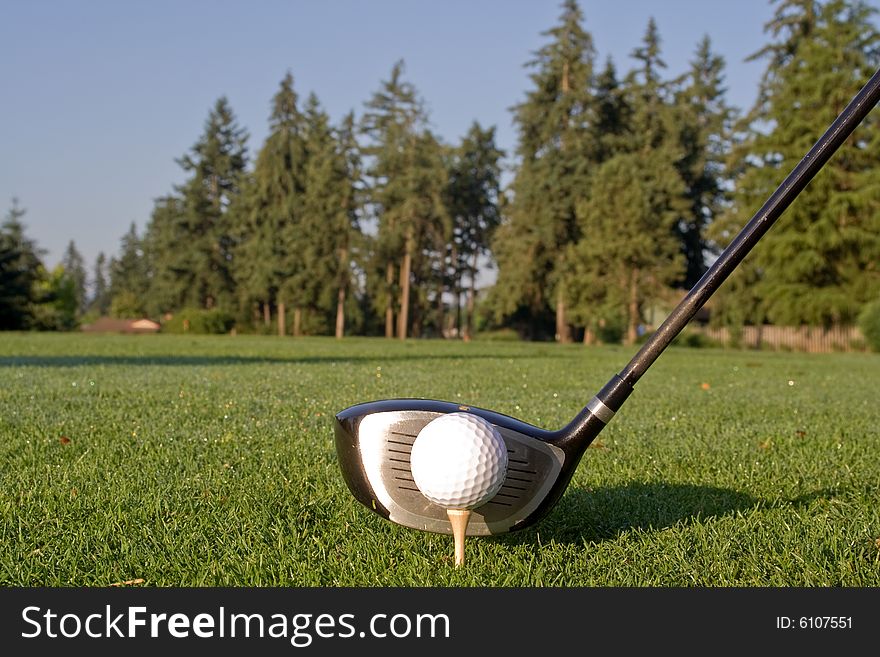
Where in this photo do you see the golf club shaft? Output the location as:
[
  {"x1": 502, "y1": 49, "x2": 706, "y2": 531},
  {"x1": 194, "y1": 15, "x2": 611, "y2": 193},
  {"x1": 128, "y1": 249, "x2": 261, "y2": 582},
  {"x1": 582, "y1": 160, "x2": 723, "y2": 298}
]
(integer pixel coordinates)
[{"x1": 617, "y1": 66, "x2": 880, "y2": 388}]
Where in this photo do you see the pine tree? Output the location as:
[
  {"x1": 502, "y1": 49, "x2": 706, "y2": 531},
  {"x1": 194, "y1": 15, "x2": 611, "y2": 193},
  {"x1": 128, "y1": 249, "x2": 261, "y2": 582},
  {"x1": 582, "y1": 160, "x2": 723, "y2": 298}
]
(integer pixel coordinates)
[
  {"x1": 0, "y1": 198, "x2": 44, "y2": 330},
  {"x1": 144, "y1": 195, "x2": 187, "y2": 315},
  {"x1": 109, "y1": 222, "x2": 149, "y2": 317},
  {"x1": 572, "y1": 151, "x2": 685, "y2": 345},
  {"x1": 294, "y1": 99, "x2": 362, "y2": 336},
  {"x1": 750, "y1": 0, "x2": 820, "y2": 92},
  {"x1": 89, "y1": 252, "x2": 111, "y2": 316},
  {"x1": 446, "y1": 122, "x2": 504, "y2": 340},
  {"x1": 157, "y1": 98, "x2": 249, "y2": 312},
  {"x1": 628, "y1": 17, "x2": 669, "y2": 150},
  {"x1": 361, "y1": 60, "x2": 418, "y2": 339},
  {"x1": 361, "y1": 61, "x2": 448, "y2": 339},
  {"x1": 593, "y1": 57, "x2": 631, "y2": 162},
  {"x1": 713, "y1": 0, "x2": 880, "y2": 327},
  {"x1": 60, "y1": 241, "x2": 88, "y2": 317},
  {"x1": 284, "y1": 93, "x2": 342, "y2": 335},
  {"x1": 333, "y1": 112, "x2": 364, "y2": 338},
  {"x1": 490, "y1": 0, "x2": 597, "y2": 341},
  {"x1": 32, "y1": 264, "x2": 78, "y2": 330},
  {"x1": 235, "y1": 73, "x2": 306, "y2": 336},
  {"x1": 568, "y1": 17, "x2": 687, "y2": 344},
  {"x1": 402, "y1": 131, "x2": 451, "y2": 338},
  {"x1": 672, "y1": 36, "x2": 735, "y2": 288}
]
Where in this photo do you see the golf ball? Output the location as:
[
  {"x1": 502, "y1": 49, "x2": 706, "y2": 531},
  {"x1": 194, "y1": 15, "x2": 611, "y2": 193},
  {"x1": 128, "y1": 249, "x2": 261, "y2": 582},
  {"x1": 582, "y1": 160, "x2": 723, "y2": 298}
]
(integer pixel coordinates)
[{"x1": 409, "y1": 412, "x2": 508, "y2": 509}]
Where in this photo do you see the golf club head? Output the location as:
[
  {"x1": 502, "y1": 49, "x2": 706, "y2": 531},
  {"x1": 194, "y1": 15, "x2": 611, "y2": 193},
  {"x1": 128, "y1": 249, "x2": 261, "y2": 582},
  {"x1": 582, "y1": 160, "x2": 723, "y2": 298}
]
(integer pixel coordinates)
[{"x1": 334, "y1": 398, "x2": 606, "y2": 536}]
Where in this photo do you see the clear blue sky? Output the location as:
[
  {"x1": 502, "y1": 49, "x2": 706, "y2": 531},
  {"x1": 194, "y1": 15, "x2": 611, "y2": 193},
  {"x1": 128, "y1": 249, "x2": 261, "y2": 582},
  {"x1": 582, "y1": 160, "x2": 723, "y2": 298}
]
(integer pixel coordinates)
[{"x1": 2, "y1": 0, "x2": 875, "y2": 270}]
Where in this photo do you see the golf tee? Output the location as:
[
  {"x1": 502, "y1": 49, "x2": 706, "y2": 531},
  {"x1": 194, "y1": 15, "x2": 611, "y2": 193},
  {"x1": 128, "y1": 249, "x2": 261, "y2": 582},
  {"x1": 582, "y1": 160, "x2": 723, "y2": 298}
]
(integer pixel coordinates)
[{"x1": 447, "y1": 509, "x2": 471, "y2": 566}]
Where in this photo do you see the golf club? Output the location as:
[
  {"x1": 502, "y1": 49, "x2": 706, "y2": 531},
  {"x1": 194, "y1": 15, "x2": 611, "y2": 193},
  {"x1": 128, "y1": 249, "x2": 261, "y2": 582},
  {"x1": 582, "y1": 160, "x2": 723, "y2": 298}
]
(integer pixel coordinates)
[{"x1": 335, "y1": 66, "x2": 880, "y2": 537}]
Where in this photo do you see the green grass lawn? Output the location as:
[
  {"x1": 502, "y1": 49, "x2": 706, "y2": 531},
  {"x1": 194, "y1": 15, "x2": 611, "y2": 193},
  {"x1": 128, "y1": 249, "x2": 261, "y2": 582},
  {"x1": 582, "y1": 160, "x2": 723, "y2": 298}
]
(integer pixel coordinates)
[{"x1": 0, "y1": 332, "x2": 877, "y2": 586}]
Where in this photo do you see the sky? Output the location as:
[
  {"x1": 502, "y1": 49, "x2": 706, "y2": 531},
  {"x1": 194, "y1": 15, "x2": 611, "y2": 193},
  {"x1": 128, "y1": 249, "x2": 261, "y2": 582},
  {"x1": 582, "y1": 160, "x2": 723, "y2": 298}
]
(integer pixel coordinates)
[{"x1": 2, "y1": 0, "x2": 876, "y2": 271}]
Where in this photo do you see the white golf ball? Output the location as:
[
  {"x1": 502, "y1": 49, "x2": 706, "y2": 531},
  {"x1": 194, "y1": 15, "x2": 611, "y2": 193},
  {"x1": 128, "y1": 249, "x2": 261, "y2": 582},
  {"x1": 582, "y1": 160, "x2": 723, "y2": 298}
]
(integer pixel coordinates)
[{"x1": 409, "y1": 412, "x2": 508, "y2": 509}]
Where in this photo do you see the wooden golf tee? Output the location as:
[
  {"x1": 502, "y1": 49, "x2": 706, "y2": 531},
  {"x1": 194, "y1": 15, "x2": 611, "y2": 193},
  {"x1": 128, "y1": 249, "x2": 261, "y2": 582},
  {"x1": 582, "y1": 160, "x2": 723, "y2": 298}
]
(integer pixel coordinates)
[{"x1": 447, "y1": 509, "x2": 471, "y2": 567}]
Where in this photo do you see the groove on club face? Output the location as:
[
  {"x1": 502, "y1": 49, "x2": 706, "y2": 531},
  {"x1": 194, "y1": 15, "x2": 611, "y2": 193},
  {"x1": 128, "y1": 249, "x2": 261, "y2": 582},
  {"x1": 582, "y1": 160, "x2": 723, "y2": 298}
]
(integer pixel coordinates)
[{"x1": 335, "y1": 399, "x2": 579, "y2": 536}]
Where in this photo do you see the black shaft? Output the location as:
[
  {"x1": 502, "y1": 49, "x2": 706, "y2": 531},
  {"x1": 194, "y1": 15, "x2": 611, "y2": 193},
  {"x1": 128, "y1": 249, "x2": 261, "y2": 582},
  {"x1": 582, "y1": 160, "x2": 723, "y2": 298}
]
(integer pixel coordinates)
[{"x1": 618, "y1": 66, "x2": 880, "y2": 388}]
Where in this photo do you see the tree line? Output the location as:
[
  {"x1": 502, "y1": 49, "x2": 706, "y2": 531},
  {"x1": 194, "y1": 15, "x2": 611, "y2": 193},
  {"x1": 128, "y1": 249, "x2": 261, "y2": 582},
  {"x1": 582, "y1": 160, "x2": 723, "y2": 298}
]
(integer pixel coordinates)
[{"x1": 3, "y1": 0, "x2": 879, "y2": 342}]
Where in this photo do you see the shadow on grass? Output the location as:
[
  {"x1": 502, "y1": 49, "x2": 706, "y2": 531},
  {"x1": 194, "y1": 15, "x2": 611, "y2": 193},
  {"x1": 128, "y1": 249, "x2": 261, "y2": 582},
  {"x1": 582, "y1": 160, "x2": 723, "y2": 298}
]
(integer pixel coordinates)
[
  {"x1": 0, "y1": 351, "x2": 570, "y2": 369},
  {"x1": 498, "y1": 481, "x2": 760, "y2": 546}
]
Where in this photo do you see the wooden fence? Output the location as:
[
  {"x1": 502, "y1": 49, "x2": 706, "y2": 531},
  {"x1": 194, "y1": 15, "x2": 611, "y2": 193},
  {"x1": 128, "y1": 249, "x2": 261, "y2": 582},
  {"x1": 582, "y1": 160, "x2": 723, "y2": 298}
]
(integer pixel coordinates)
[{"x1": 691, "y1": 325, "x2": 866, "y2": 353}]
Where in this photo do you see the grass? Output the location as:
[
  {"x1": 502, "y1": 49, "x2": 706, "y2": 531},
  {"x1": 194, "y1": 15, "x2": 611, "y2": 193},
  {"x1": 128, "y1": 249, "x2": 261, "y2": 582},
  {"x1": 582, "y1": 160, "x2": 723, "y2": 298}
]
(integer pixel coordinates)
[{"x1": 0, "y1": 332, "x2": 878, "y2": 586}]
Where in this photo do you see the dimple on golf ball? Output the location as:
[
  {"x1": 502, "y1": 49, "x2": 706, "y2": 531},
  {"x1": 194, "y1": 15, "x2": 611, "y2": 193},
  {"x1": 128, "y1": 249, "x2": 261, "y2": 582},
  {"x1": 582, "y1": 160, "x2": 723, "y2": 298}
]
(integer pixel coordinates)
[{"x1": 409, "y1": 412, "x2": 508, "y2": 509}]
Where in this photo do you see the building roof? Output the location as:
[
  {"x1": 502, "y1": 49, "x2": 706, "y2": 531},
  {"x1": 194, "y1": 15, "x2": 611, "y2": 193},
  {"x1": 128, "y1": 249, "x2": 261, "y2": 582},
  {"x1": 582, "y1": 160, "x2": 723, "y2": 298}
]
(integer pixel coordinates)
[{"x1": 81, "y1": 317, "x2": 160, "y2": 333}]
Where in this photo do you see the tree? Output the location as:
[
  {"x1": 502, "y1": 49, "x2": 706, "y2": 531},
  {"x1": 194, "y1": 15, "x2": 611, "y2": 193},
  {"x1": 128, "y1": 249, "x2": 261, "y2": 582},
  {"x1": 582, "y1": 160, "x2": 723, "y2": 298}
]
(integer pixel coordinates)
[
  {"x1": 0, "y1": 199, "x2": 44, "y2": 330},
  {"x1": 149, "y1": 98, "x2": 249, "y2": 313},
  {"x1": 569, "y1": 56, "x2": 632, "y2": 344},
  {"x1": 361, "y1": 61, "x2": 448, "y2": 339},
  {"x1": 672, "y1": 36, "x2": 735, "y2": 288},
  {"x1": 143, "y1": 195, "x2": 187, "y2": 315},
  {"x1": 446, "y1": 122, "x2": 504, "y2": 340},
  {"x1": 30, "y1": 264, "x2": 78, "y2": 331},
  {"x1": 593, "y1": 56, "x2": 631, "y2": 163},
  {"x1": 565, "y1": 17, "x2": 687, "y2": 344},
  {"x1": 296, "y1": 100, "x2": 362, "y2": 337},
  {"x1": 60, "y1": 241, "x2": 87, "y2": 317},
  {"x1": 89, "y1": 252, "x2": 111, "y2": 316},
  {"x1": 400, "y1": 131, "x2": 451, "y2": 338},
  {"x1": 234, "y1": 73, "x2": 306, "y2": 336},
  {"x1": 110, "y1": 291, "x2": 145, "y2": 319},
  {"x1": 572, "y1": 152, "x2": 684, "y2": 345},
  {"x1": 109, "y1": 223, "x2": 149, "y2": 317},
  {"x1": 490, "y1": 0, "x2": 597, "y2": 341},
  {"x1": 627, "y1": 17, "x2": 669, "y2": 150},
  {"x1": 713, "y1": 0, "x2": 880, "y2": 327},
  {"x1": 333, "y1": 112, "x2": 364, "y2": 338}
]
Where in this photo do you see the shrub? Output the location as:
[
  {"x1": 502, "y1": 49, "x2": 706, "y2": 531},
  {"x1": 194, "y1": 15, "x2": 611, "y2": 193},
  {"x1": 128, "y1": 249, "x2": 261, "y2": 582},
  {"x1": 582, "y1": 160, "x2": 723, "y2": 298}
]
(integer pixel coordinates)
[
  {"x1": 858, "y1": 298, "x2": 880, "y2": 352},
  {"x1": 110, "y1": 291, "x2": 144, "y2": 318},
  {"x1": 727, "y1": 323, "x2": 743, "y2": 350},
  {"x1": 597, "y1": 317, "x2": 625, "y2": 344},
  {"x1": 162, "y1": 308, "x2": 235, "y2": 335},
  {"x1": 671, "y1": 329, "x2": 718, "y2": 349},
  {"x1": 473, "y1": 328, "x2": 521, "y2": 342}
]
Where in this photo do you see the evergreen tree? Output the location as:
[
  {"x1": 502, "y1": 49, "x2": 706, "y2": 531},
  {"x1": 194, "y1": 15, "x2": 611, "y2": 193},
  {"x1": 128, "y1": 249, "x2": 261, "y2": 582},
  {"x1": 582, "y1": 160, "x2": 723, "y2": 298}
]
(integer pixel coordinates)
[
  {"x1": 109, "y1": 222, "x2": 149, "y2": 317},
  {"x1": 404, "y1": 131, "x2": 452, "y2": 338},
  {"x1": 31, "y1": 264, "x2": 78, "y2": 331},
  {"x1": 628, "y1": 17, "x2": 669, "y2": 150},
  {"x1": 89, "y1": 251, "x2": 111, "y2": 316},
  {"x1": 593, "y1": 57, "x2": 631, "y2": 162},
  {"x1": 0, "y1": 198, "x2": 44, "y2": 330},
  {"x1": 490, "y1": 0, "x2": 597, "y2": 341},
  {"x1": 571, "y1": 151, "x2": 684, "y2": 345},
  {"x1": 333, "y1": 112, "x2": 364, "y2": 338},
  {"x1": 283, "y1": 93, "x2": 340, "y2": 335},
  {"x1": 672, "y1": 36, "x2": 735, "y2": 288},
  {"x1": 296, "y1": 99, "x2": 362, "y2": 337},
  {"x1": 235, "y1": 74, "x2": 306, "y2": 336},
  {"x1": 713, "y1": 0, "x2": 880, "y2": 326},
  {"x1": 567, "y1": 17, "x2": 687, "y2": 344},
  {"x1": 749, "y1": 0, "x2": 820, "y2": 93},
  {"x1": 60, "y1": 240, "x2": 88, "y2": 317},
  {"x1": 153, "y1": 98, "x2": 249, "y2": 312},
  {"x1": 143, "y1": 195, "x2": 187, "y2": 315},
  {"x1": 361, "y1": 61, "x2": 448, "y2": 339},
  {"x1": 446, "y1": 122, "x2": 504, "y2": 340}
]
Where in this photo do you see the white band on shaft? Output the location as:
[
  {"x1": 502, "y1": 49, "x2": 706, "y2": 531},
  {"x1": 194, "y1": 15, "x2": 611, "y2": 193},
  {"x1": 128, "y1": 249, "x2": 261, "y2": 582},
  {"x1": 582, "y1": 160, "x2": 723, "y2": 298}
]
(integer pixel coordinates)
[{"x1": 586, "y1": 397, "x2": 615, "y2": 424}]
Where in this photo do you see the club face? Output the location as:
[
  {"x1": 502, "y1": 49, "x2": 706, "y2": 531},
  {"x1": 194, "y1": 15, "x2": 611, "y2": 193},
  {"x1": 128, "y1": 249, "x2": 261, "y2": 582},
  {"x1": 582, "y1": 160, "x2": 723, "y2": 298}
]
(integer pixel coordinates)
[{"x1": 335, "y1": 399, "x2": 568, "y2": 536}]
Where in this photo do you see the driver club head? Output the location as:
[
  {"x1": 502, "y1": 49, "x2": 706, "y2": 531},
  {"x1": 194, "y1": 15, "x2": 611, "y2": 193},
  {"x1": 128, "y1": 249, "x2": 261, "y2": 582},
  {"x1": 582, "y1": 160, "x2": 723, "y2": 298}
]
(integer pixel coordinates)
[
  {"x1": 334, "y1": 399, "x2": 566, "y2": 536},
  {"x1": 334, "y1": 387, "x2": 624, "y2": 536}
]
